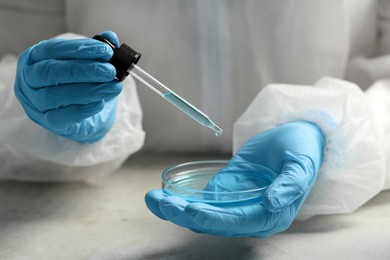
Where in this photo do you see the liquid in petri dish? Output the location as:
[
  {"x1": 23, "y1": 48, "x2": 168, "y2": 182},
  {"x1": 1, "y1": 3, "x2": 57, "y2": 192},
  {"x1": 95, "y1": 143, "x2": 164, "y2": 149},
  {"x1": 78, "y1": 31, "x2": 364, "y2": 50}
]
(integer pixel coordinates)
[
  {"x1": 162, "y1": 91, "x2": 223, "y2": 137},
  {"x1": 162, "y1": 161, "x2": 277, "y2": 206}
]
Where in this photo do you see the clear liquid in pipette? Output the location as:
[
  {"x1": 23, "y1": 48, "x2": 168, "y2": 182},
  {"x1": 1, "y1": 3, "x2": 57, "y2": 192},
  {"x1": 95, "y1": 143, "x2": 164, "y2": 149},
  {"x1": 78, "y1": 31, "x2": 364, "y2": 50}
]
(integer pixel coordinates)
[{"x1": 162, "y1": 91, "x2": 223, "y2": 137}]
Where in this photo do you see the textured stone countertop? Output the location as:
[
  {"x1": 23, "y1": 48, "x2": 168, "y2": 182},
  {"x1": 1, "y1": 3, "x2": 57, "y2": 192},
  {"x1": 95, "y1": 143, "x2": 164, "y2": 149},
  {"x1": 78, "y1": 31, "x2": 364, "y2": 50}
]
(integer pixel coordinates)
[{"x1": 1, "y1": 154, "x2": 389, "y2": 260}]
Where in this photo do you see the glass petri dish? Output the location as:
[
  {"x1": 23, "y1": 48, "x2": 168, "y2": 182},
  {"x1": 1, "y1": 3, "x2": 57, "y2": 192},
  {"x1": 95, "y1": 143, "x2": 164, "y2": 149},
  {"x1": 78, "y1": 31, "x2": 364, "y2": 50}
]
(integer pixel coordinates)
[{"x1": 162, "y1": 160, "x2": 277, "y2": 206}]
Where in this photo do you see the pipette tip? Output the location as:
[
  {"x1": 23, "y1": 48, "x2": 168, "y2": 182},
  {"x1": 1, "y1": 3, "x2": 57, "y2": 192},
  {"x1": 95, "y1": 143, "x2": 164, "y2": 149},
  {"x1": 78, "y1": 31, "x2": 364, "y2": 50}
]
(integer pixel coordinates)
[{"x1": 211, "y1": 124, "x2": 223, "y2": 137}]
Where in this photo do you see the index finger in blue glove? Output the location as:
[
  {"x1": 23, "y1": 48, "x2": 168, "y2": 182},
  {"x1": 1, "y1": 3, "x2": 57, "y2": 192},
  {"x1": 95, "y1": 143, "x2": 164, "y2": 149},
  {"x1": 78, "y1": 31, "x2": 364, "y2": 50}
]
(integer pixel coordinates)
[
  {"x1": 28, "y1": 38, "x2": 114, "y2": 63},
  {"x1": 20, "y1": 81, "x2": 122, "y2": 112},
  {"x1": 24, "y1": 60, "x2": 116, "y2": 88}
]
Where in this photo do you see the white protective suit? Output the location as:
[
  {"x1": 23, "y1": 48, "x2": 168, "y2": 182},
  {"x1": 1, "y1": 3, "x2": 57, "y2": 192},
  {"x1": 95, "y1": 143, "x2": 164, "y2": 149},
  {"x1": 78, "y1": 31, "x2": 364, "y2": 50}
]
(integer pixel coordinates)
[{"x1": 1, "y1": 0, "x2": 390, "y2": 218}]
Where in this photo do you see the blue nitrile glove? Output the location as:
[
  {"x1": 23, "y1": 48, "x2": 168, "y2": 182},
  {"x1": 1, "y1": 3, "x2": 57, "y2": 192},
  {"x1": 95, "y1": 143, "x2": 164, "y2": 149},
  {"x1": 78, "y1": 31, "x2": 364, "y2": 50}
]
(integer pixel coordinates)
[
  {"x1": 145, "y1": 121, "x2": 326, "y2": 237},
  {"x1": 14, "y1": 31, "x2": 122, "y2": 143}
]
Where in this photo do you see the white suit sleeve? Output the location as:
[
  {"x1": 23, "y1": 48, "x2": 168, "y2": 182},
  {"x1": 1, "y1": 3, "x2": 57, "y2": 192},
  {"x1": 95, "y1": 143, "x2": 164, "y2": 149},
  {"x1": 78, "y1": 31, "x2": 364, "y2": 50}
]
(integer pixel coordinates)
[
  {"x1": 344, "y1": 0, "x2": 390, "y2": 190},
  {"x1": 0, "y1": 36, "x2": 145, "y2": 182},
  {"x1": 233, "y1": 77, "x2": 386, "y2": 220}
]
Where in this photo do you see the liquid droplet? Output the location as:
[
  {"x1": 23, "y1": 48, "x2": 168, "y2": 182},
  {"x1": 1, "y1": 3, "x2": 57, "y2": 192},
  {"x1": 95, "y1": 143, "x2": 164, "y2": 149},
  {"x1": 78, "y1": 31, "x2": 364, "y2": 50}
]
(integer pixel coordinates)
[{"x1": 215, "y1": 130, "x2": 223, "y2": 137}]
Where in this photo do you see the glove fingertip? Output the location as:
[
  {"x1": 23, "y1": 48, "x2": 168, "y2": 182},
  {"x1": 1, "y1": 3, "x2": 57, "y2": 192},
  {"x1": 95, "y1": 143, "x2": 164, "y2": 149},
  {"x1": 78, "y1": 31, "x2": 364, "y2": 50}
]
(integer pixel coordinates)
[
  {"x1": 99, "y1": 31, "x2": 120, "y2": 47},
  {"x1": 263, "y1": 182, "x2": 306, "y2": 212},
  {"x1": 263, "y1": 185, "x2": 294, "y2": 212},
  {"x1": 159, "y1": 196, "x2": 198, "y2": 228},
  {"x1": 111, "y1": 81, "x2": 123, "y2": 95},
  {"x1": 263, "y1": 190, "x2": 284, "y2": 212},
  {"x1": 145, "y1": 189, "x2": 168, "y2": 220}
]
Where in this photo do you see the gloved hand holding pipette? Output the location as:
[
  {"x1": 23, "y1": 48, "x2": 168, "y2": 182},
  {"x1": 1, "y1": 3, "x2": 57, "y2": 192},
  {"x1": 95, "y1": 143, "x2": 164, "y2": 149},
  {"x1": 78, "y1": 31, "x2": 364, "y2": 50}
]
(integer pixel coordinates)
[
  {"x1": 14, "y1": 31, "x2": 122, "y2": 143},
  {"x1": 145, "y1": 121, "x2": 326, "y2": 237},
  {"x1": 15, "y1": 30, "x2": 221, "y2": 143}
]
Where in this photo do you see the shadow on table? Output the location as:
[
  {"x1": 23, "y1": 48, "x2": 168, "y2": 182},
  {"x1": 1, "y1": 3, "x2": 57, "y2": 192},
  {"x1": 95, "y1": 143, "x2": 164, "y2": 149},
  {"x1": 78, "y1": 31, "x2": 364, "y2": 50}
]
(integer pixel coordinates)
[
  {"x1": 287, "y1": 189, "x2": 390, "y2": 234},
  {"x1": 286, "y1": 215, "x2": 350, "y2": 234},
  {"x1": 132, "y1": 236, "x2": 265, "y2": 260}
]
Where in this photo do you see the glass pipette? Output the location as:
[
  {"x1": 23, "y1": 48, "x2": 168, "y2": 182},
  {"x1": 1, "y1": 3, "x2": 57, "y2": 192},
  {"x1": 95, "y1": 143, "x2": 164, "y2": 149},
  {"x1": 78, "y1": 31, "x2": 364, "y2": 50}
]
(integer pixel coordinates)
[{"x1": 93, "y1": 35, "x2": 223, "y2": 137}]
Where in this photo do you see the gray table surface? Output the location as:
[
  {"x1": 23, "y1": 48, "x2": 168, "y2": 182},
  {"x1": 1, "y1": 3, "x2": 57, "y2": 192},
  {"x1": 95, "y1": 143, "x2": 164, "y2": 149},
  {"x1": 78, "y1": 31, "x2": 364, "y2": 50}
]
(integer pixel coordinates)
[{"x1": 1, "y1": 154, "x2": 389, "y2": 260}]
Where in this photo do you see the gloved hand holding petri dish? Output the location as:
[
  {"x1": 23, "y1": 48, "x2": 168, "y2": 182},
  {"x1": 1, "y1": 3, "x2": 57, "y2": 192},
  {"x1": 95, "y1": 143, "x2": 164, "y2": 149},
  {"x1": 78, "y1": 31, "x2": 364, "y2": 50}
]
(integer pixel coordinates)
[
  {"x1": 145, "y1": 121, "x2": 326, "y2": 238},
  {"x1": 162, "y1": 160, "x2": 277, "y2": 206}
]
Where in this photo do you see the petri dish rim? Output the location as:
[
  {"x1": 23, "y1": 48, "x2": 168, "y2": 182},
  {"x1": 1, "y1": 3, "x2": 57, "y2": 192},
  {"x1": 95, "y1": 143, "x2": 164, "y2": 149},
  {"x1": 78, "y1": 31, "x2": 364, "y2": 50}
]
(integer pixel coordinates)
[{"x1": 161, "y1": 160, "x2": 277, "y2": 196}]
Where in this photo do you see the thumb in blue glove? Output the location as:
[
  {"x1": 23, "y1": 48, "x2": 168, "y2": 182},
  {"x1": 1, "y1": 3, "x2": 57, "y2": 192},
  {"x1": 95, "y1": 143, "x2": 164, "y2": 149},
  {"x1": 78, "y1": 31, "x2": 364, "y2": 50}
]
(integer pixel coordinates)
[
  {"x1": 14, "y1": 31, "x2": 122, "y2": 143},
  {"x1": 145, "y1": 121, "x2": 326, "y2": 237}
]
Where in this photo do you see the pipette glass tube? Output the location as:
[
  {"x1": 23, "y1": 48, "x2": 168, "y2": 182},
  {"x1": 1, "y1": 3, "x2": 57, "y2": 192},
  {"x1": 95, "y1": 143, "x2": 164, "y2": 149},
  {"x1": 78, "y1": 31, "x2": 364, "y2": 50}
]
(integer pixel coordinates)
[{"x1": 130, "y1": 65, "x2": 223, "y2": 136}]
